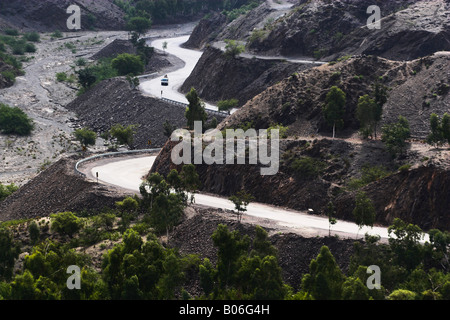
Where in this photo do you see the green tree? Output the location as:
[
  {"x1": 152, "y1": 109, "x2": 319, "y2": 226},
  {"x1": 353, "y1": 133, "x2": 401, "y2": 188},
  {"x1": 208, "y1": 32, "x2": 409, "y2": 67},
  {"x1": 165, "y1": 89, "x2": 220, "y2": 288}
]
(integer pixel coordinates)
[
  {"x1": 356, "y1": 94, "x2": 377, "y2": 139},
  {"x1": 381, "y1": 115, "x2": 411, "y2": 157},
  {"x1": 10, "y1": 270, "x2": 38, "y2": 300},
  {"x1": 352, "y1": 191, "x2": 376, "y2": 237},
  {"x1": 388, "y1": 289, "x2": 417, "y2": 300},
  {"x1": 322, "y1": 86, "x2": 346, "y2": 138},
  {"x1": 110, "y1": 124, "x2": 139, "y2": 149},
  {"x1": 211, "y1": 224, "x2": 250, "y2": 291},
  {"x1": 341, "y1": 276, "x2": 370, "y2": 300},
  {"x1": 442, "y1": 113, "x2": 450, "y2": 145},
  {"x1": 229, "y1": 190, "x2": 255, "y2": 223},
  {"x1": 180, "y1": 164, "x2": 200, "y2": 204},
  {"x1": 388, "y1": 218, "x2": 424, "y2": 270},
  {"x1": 0, "y1": 183, "x2": 18, "y2": 202},
  {"x1": 199, "y1": 258, "x2": 216, "y2": 297},
  {"x1": 74, "y1": 128, "x2": 97, "y2": 151},
  {"x1": 0, "y1": 228, "x2": 21, "y2": 281},
  {"x1": 127, "y1": 16, "x2": 152, "y2": 37},
  {"x1": 111, "y1": 53, "x2": 144, "y2": 76},
  {"x1": 224, "y1": 39, "x2": 245, "y2": 59},
  {"x1": 300, "y1": 246, "x2": 345, "y2": 300},
  {"x1": 0, "y1": 103, "x2": 34, "y2": 136},
  {"x1": 326, "y1": 201, "x2": 337, "y2": 237},
  {"x1": 76, "y1": 67, "x2": 97, "y2": 90},
  {"x1": 28, "y1": 221, "x2": 40, "y2": 245},
  {"x1": 217, "y1": 98, "x2": 238, "y2": 114},
  {"x1": 427, "y1": 113, "x2": 449, "y2": 147},
  {"x1": 372, "y1": 82, "x2": 388, "y2": 138},
  {"x1": 50, "y1": 212, "x2": 83, "y2": 238},
  {"x1": 185, "y1": 87, "x2": 207, "y2": 130}
]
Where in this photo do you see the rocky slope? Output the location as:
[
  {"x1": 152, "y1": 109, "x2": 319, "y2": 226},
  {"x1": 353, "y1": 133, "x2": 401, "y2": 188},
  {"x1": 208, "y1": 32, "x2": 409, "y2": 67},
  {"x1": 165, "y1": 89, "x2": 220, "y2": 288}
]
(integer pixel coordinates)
[
  {"x1": 180, "y1": 46, "x2": 307, "y2": 106},
  {"x1": 218, "y1": 53, "x2": 450, "y2": 139},
  {"x1": 0, "y1": 156, "x2": 127, "y2": 222},
  {"x1": 151, "y1": 132, "x2": 450, "y2": 232},
  {"x1": 65, "y1": 77, "x2": 225, "y2": 149},
  {"x1": 0, "y1": 0, "x2": 125, "y2": 32},
  {"x1": 247, "y1": 0, "x2": 450, "y2": 61},
  {"x1": 182, "y1": 12, "x2": 228, "y2": 49}
]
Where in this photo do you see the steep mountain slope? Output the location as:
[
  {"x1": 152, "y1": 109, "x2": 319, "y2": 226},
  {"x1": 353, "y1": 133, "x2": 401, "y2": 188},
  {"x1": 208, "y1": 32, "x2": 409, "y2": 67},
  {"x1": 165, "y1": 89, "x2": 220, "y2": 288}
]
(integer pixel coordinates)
[
  {"x1": 0, "y1": 0, "x2": 125, "y2": 31},
  {"x1": 218, "y1": 53, "x2": 450, "y2": 139},
  {"x1": 65, "y1": 77, "x2": 225, "y2": 149},
  {"x1": 247, "y1": 0, "x2": 450, "y2": 61},
  {"x1": 180, "y1": 46, "x2": 306, "y2": 106}
]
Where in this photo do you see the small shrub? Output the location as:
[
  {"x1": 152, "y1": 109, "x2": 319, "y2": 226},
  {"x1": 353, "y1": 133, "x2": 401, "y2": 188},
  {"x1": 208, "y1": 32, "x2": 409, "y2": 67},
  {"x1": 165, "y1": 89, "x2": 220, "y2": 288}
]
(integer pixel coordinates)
[
  {"x1": 0, "y1": 103, "x2": 34, "y2": 136},
  {"x1": 24, "y1": 32, "x2": 40, "y2": 42}
]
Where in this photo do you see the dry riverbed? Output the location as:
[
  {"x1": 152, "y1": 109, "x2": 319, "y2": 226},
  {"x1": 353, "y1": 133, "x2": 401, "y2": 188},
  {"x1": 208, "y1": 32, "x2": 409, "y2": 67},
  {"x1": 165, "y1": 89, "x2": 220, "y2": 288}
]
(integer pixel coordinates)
[{"x1": 0, "y1": 23, "x2": 196, "y2": 186}]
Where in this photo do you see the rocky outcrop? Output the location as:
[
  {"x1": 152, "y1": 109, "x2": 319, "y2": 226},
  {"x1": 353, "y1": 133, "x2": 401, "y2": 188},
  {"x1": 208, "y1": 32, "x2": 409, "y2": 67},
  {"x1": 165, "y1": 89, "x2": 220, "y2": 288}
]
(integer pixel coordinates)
[
  {"x1": 180, "y1": 46, "x2": 307, "y2": 106},
  {"x1": 334, "y1": 165, "x2": 450, "y2": 231},
  {"x1": 0, "y1": 157, "x2": 127, "y2": 221},
  {"x1": 0, "y1": 0, "x2": 125, "y2": 31},
  {"x1": 65, "y1": 78, "x2": 191, "y2": 149},
  {"x1": 65, "y1": 77, "x2": 226, "y2": 149},
  {"x1": 151, "y1": 136, "x2": 450, "y2": 232},
  {"x1": 183, "y1": 12, "x2": 228, "y2": 49},
  {"x1": 217, "y1": 53, "x2": 450, "y2": 139},
  {"x1": 248, "y1": 0, "x2": 449, "y2": 61}
]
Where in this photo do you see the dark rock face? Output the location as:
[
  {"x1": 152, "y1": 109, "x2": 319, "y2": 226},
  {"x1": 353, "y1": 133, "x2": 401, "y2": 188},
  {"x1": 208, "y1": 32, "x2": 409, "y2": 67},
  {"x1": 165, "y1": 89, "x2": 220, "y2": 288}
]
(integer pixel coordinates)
[
  {"x1": 183, "y1": 12, "x2": 228, "y2": 49},
  {"x1": 65, "y1": 77, "x2": 226, "y2": 149},
  {"x1": 0, "y1": 157, "x2": 126, "y2": 221},
  {"x1": 152, "y1": 135, "x2": 450, "y2": 232},
  {"x1": 217, "y1": 54, "x2": 450, "y2": 140},
  {"x1": 65, "y1": 78, "x2": 190, "y2": 149},
  {"x1": 180, "y1": 47, "x2": 307, "y2": 106},
  {"x1": 248, "y1": 0, "x2": 450, "y2": 61},
  {"x1": 0, "y1": 0, "x2": 125, "y2": 31},
  {"x1": 91, "y1": 39, "x2": 137, "y2": 60},
  {"x1": 335, "y1": 166, "x2": 450, "y2": 231}
]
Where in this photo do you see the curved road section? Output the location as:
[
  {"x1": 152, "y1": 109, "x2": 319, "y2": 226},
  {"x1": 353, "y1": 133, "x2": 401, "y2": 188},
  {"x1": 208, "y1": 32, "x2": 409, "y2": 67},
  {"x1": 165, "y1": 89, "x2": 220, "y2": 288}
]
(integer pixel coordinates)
[
  {"x1": 87, "y1": 18, "x2": 412, "y2": 241},
  {"x1": 87, "y1": 155, "x2": 392, "y2": 240},
  {"x1": 139, "y1": 36, "x2": 218, "y2": 111}
]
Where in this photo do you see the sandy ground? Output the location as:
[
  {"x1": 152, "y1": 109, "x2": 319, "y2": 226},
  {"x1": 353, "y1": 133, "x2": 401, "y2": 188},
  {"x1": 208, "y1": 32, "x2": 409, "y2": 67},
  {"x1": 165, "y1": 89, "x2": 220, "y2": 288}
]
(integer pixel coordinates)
[{"x1": 0, "y1": 23, "x2": 197, "y2": 187}]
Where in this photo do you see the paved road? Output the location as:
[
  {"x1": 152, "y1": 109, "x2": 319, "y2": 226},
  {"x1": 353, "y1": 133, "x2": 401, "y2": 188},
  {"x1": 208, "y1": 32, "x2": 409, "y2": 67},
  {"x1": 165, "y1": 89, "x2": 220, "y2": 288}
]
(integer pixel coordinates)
[
  {"x1": 139, "y1": 35, "x2": 219, "y2": 111},
  {"x1": 90, "y1": 155, "x2": 393, "y2": 240}
]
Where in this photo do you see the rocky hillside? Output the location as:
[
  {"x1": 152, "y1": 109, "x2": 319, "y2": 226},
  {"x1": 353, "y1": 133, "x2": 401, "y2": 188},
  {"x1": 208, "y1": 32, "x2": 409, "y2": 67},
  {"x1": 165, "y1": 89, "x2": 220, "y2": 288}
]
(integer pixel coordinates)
[
  {"x1": 151, "y1": 133, "x2": 450, "y2": 232},
  {"x1": 0, "y1": 156, "x2": 127, "y2": 222},
  {"x1": 247, "y1": 0, "x2": 450, "y2": 61},
  {"x1": 218, "y1": 53, "x2": 450, "y2": 139},
  {"x1": 182, "y1": 12, "x2": 228, "y2": 49},
  {"x1": 65, "y1": 77, "x2": 225, "y2": 149},
  {"x1": 0, "y1": 0, "x2": 125, "y2": 31},
  {"x1": 180, "y1": 46, "x2": 307, "y2": 106}
]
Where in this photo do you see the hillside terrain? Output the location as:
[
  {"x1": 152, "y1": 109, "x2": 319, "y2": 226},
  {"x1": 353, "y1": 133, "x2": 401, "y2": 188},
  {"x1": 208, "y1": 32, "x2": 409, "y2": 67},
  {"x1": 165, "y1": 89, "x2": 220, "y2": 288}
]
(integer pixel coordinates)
[
  {"x1": 0, "y1": 1, "x2": 449, "y2": 303},
  {"x1": 218, "y1": 53, "x2": 450, "y2": 139},
  {"x1": 0, "y1": 0, "x2": 126, "y2": 32},
  {"x1": 180, "y1": 46, "x2": 307, "y2": 106}
]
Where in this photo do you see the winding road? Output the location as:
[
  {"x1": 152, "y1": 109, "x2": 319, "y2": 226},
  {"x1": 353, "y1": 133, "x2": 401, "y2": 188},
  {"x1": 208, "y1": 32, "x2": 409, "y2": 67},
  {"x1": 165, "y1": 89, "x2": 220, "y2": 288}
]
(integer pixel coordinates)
[
  {"x1": 88, "y1": 153, "x2": 393, "y2": 240},
  {"x1": 83, "y1": 3, "x2": 421, "y2": 242}
]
